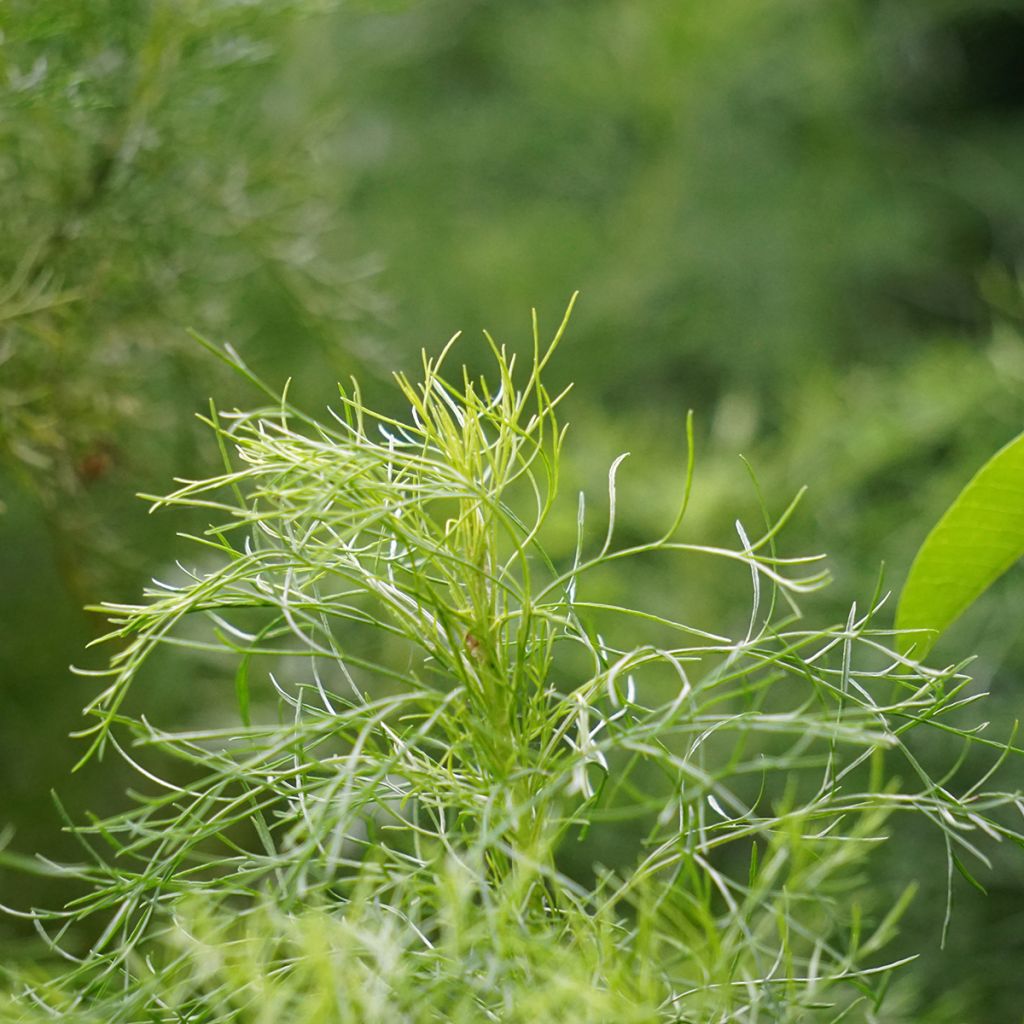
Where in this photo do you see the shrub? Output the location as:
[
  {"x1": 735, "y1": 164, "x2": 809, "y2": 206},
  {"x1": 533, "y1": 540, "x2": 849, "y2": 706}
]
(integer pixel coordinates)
[{"x1": 4, "y1": 306, "x2": 1021, "y2": 1022}]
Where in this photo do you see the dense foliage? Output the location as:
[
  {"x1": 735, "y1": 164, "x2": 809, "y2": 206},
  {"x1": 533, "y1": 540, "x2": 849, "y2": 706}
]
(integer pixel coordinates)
[
  {"x1": 4, "y1": 329, "x2": 1022, "y2": 1021},
  {"x1": 3, "y1": 1, "x2": 1024, "y2": 1016}
]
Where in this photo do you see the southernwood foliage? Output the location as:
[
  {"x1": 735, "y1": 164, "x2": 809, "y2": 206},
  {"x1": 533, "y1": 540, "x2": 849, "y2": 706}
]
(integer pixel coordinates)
[
  {"x1": 0, "y1": 0, "x2": 373, "y2": 601},
  {"x1": 3, "y1": 309, "x2": 1022, "y2": 1022}
]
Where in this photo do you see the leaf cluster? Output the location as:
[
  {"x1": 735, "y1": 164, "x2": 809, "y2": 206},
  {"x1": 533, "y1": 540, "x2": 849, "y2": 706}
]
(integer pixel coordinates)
[{"x1": 4, "y1": 310, "x2": 1023, "y2": 1022}]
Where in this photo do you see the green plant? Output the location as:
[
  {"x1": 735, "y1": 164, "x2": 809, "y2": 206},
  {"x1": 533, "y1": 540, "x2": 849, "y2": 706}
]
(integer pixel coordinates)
[
  {"x1": 0, "y1": 2, "x2": 384, "y2": 885},
  {"x1": 897, "y1": 430, "x2": 1024, "y2": 657},
  {"x1": 0, "y1": 0, "x2": 371, "y2": 602},
  {"x1": 3, "y1": 306, "x2": 1021, "y2": 1022}
]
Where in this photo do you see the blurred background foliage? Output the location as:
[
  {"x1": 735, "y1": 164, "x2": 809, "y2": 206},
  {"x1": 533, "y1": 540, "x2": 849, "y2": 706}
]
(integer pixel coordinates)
[{"x1": 2, "y1": 0, "x2": 1024, "y2": 1015}]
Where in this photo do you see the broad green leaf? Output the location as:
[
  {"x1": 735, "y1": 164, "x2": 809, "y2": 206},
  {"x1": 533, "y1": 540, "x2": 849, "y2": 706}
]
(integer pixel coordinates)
[{"x1": 896, "y1": 431, "x2": 1024, "y2": 657}]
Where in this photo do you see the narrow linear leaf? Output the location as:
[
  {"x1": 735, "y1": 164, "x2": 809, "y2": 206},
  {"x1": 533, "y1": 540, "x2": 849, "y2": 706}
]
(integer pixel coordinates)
[
  {"x1": 951, "y1": 853, "x2": 988, "y2": 896},
  {"x1": 235, "y1": 651, "x2": 253, "y2": 727},
  {"x1": 896, "y1": 431, "x2": 1024, "y2": 656}
]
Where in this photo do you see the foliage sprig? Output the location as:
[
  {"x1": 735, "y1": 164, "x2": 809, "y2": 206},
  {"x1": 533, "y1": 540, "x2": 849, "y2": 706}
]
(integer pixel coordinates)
[{"x1": 5, "y1": 305, "x2": 1022, "y2": 1022}]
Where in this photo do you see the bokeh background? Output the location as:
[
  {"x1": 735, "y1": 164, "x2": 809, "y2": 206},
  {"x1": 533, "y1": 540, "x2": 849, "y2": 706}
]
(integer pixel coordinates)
[{"x1": 2, "y1": 1, "x2": 1024, "y2": 1016}]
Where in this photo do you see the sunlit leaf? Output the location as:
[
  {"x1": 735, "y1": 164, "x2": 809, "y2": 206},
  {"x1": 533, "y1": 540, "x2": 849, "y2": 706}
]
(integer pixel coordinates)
[{"x1": 896, "y1": 431, "x2": 1024, "y2": 656}]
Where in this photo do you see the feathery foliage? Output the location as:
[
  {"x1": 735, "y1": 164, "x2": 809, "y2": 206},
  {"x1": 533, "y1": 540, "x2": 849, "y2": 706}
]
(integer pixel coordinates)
[{"x1": 4, "y1": 307, "x2": 1022, "y2": 1022}]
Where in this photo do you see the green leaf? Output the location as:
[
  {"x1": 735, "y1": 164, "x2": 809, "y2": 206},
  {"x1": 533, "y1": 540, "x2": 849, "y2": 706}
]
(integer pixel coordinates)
[
  {"x1": 951, "y1": 853, "x2": 988, "y2": 896},
  {"x1": 896, "y1": 431, "x2": 1024, "y2": 657},
  {"x1": 235, "y1": 651, "x2": 253, "y2": 727}
]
